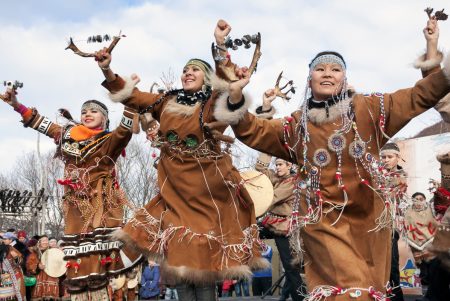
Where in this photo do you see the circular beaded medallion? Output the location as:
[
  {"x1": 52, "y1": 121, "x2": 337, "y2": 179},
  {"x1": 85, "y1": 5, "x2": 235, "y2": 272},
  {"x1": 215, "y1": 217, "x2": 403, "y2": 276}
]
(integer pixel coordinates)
[
  {"x1": 313, "y1": 148, "x2": 331, "y2": 167},
  {"x1": 349, "y1": 140, "x2": 366, "y2": 159},
  {"x1": 328, "y1": 134, "x2": 346, "y2": 153}
]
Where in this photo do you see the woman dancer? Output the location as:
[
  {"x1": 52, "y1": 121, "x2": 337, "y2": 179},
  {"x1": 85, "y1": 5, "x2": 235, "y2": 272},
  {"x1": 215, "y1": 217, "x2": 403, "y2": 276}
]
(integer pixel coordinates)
[
  {"x1": 92, "y1": 21, "x2": 267, "y2": 301},
  {"x1": 216, "y1": 19, "x2": 450, "y2": 300},
  {"x1": 1, "y1": 87, "x2": 142, "y2": 300}
]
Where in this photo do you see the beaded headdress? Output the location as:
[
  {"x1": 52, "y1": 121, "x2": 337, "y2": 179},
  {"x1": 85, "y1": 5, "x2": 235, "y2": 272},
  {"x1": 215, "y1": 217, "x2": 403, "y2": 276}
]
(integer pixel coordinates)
[
  {"x1": 81, "y1": 100, "x2": 109, "y2": 129},
  {"x1": 309, "y1": 53, "x2": 346, "y2": 73},
  {"x1": 81, "y1": 100, "x2": 109, "y2": 118}
]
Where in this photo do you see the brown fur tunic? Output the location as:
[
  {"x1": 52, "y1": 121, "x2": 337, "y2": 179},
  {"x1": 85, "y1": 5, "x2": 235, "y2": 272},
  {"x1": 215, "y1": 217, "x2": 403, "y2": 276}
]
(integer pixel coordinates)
[
  {"x1": 19, "y1": 107, "x2": 142, "y2": 293},
  {"x1": 103, "y1": 74, "x2": 268, "y2": 285},
  {"x1": 231, "y1": 60, "x2": 450, "y2": 299}
]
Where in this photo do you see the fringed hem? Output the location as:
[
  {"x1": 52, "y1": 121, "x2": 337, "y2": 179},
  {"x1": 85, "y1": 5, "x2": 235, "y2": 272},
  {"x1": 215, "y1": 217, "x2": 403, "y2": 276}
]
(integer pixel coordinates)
[{"x1": 111, "y1": 229, "x2": 162, "y2": 262}]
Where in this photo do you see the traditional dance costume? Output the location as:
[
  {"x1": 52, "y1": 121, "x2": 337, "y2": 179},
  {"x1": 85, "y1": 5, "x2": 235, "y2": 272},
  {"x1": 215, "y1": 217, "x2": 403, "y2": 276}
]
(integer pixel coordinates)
[
  {"x1": 12, "y1": 102, "x2": 142, "y2": 296},
  {"x1": 228, "y1": 52, "x2": 450, "y2": 300},
  {"x1": 104, "y1": 70, "x2": 267, "y2": 285}
]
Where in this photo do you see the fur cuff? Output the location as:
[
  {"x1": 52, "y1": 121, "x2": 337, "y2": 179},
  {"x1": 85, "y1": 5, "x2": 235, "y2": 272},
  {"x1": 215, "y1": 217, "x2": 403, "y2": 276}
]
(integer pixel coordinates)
[
  {"x1": 413, "y1": 51, "x2": 444, "y2": 71},
  {"x1": 213, "y1": 92, "x2": 252, "y2": 125},
  {"x1": 255, "y1": 106, "x2": 276, "y2": 119},
  {"x1": 109, "y1": 75, "x2": 139, "y2": 103}
]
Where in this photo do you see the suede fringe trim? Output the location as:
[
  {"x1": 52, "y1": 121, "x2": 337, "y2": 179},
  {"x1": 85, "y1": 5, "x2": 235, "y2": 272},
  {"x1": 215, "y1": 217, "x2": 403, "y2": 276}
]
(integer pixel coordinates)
[{"x1": 111, "y1": 229, "x2": 163, "y2": 262}]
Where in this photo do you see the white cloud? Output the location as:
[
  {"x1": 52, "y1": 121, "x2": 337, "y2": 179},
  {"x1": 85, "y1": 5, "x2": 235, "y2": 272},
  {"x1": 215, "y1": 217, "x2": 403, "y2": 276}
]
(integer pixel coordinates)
[{"x1": 1, "y1": 0, "x2": 449, "y2": 170}]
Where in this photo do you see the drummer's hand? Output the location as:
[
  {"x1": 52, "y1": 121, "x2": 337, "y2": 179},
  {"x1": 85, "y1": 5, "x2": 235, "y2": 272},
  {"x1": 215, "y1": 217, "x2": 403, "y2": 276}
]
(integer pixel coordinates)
[
  {"x1": 95, "y1": 47, "x2": 111, "y2": 68},
  {"x1": 39, "y1": 263, "x2": 45, "y2": 270}
]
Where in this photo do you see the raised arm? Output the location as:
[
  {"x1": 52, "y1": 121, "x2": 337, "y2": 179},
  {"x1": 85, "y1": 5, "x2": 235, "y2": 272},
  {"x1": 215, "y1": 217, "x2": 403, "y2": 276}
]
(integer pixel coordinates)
[
  {"x1": 104, "y1": 106, "x2": 138, "y2": 159},
  {"x1": 94, "y1": 48, "x2": 164, "y2": 118},
  {"x1": 414, "y1": 18, "x2": 442, "y2": 77},
  {"x1": 383, "y1": 59, "x2": 450, "y2": 137},
  {"x1": 229, "y1": 88, "x2": 298, "y2": 163},
  {"x1": 1, "y1": 88, "x2": 62, "y2": 141}
]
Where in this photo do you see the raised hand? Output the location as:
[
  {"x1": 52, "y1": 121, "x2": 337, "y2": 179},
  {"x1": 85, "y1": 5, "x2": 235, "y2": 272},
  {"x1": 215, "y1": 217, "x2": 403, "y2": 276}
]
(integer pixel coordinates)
[
  {"x1": 424, "y1": 18, "x2": 440, "y2": 62},
  {"x1": 228, "y1": 67, "x2": 250, "y2": 103},
  {"x1": 262, "y1": 89, "x2": 276, "y2": 110},
  {"x1": 94, "y1": 47, "x2": 112, "y2": 69},
  {"x1": 424, "y1": 18, "x2": 439, "y2": 42},
  {"x1": 214, "y1": 19, "x2": 232, "y2": 45},
  {"x1": 1, "y1": 88, "x2": 19, "y2": 109}
]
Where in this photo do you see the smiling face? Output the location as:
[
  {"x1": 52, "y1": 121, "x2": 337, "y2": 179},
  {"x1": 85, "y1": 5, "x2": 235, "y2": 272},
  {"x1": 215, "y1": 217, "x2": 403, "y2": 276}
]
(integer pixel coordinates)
[
  {"x1": 81, "y1": 108, "x2": 106, "y2": 129},
  {"x1": 310, "y1": 63, "x2": 345, "y2": 101},
  {"x1": 181, "y1": 64, "x2": 205, "y2": 93}
]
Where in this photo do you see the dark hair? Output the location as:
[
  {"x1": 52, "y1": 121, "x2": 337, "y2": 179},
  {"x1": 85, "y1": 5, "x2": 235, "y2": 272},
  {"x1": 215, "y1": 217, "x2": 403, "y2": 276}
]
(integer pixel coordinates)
[
  {"x1": 0, "y1": 244, "x2": 8, "y2": 264},
  {"x1": 309, "y1": 51, "x2": 346, "y2": 68},
  {"x1": 6, "y1": 228, "x2": 15, "y2": 233},
  {"x1": 412, "y1": 192, "x2": 426, "y2": 199}
]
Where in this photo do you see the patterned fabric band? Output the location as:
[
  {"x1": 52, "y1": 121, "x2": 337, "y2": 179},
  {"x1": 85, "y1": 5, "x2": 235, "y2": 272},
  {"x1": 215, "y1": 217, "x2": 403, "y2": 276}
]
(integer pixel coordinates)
[
  {"x1": 121, "y1": 115, "x2": 133, "y2": 129},
  {"x1": 176, "y1": 89, "x2": 212, "y2": 106},
  {"x1": 380, "y1": 149, "x2": 400, "y2": 156},
  {"x1": 184, "y1": 59, "x2": 212, "y2": 75},
  {"x1": 81, "y1": 102, "x2": 108, "y2": 118},
  {"x1": 309, "y1": 54, "x2": 346, "y2": 72}
]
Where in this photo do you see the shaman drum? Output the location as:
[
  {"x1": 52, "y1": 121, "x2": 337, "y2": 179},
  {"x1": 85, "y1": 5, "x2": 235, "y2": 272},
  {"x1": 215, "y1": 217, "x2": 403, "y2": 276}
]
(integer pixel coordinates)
[
  {"x1": 41, "y1": 248, "x2": 67, "y2": 278},
  {"x1": 127, "y1": 276, "x2": 139, "y2": 289},
  {"x1": 240, "y1": 170, "x2": 274, "y2": 217},
  {"x1": 110, "y1": 274, "x2": 126, "y2": 291}
]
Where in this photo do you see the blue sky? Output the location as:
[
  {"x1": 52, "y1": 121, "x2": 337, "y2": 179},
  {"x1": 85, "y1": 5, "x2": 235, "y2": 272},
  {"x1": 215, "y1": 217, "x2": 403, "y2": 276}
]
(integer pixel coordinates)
[{"x1": 1, "y1": 0, "x2": 449, "y2": 170}]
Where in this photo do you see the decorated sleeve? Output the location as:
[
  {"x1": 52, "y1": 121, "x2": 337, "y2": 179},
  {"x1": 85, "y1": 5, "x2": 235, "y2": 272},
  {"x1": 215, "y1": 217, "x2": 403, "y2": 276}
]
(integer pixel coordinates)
[
  {"x1": 231, "y1": 111, "x2": 298, "y2": 163},
  {"x1": 16, "y1": 104, "x2": 62, "y2": 142},
  {"x1": 382, "y1": 56, "x2": 450, "y2": 137},
  {"x1": 105, "y1": 106, "x2": 136, "y2": 159},
  {"x1": 102, "y1": 75, "x2": 164, "y2": 120}
]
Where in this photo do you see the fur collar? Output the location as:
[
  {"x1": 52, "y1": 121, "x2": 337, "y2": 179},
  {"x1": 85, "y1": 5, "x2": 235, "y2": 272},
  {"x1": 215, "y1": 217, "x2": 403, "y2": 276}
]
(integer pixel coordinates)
[
  {"x1": 163, "y1": 74, "x2": 230, "y2": 118},
  {"x1": 306, "y1": 97, "x2": 352, "y2": 125}
]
